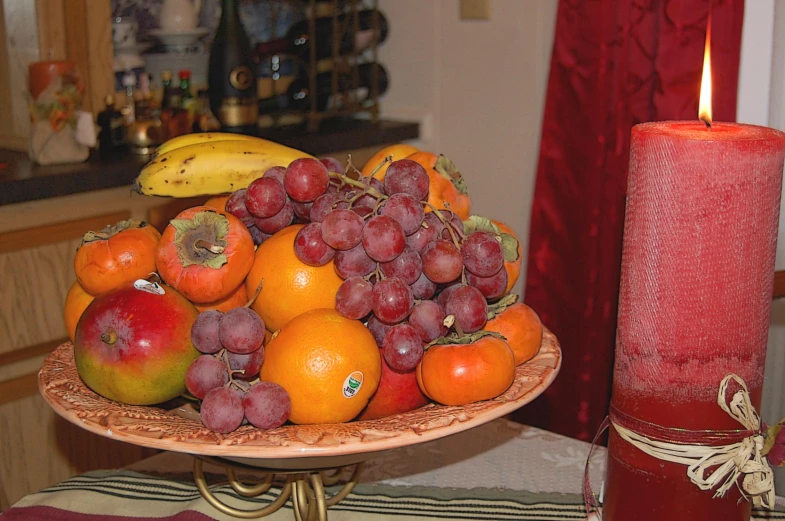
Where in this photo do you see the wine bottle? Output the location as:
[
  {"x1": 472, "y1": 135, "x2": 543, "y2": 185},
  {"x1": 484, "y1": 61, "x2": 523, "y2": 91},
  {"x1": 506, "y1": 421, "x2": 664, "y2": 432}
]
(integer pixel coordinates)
[
  {"x1": 256, "y1": 9, "x2": 389, "y2": 61},
  {"x1": 208, "y1": 0, "x2": 259, "y2": 134},
  {"x1": 260, "y1": 62, "x2": 389, "y2": 114}
]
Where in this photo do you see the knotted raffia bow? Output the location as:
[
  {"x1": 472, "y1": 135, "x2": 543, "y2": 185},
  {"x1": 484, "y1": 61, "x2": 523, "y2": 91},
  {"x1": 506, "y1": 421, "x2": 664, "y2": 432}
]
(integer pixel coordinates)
[{"x1": 612, "y1": 374, "x2": 775, "y2": 509}]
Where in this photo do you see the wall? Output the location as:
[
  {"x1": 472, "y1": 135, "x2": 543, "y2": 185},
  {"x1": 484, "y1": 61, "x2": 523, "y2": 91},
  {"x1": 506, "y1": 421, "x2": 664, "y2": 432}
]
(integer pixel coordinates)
[
  {"x1": 377, "y1": 0, "x2": 558, "y2": 295},
  {"x1": 736, "y1": 0, "x2": 785, "y2": 486}
]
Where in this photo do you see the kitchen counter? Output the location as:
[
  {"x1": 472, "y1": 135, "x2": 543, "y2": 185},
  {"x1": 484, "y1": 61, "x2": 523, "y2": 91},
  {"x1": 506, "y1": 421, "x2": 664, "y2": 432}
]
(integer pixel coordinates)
[{"x1": 0, "y1": 118, "x2": 419, "y2": 206}]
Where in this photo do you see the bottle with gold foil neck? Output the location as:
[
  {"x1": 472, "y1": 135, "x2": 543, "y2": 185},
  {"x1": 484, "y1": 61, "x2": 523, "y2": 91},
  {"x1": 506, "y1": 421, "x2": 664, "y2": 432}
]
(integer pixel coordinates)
[{"x1": 208, "y1": 0, "x2": 258, "y2": 134}]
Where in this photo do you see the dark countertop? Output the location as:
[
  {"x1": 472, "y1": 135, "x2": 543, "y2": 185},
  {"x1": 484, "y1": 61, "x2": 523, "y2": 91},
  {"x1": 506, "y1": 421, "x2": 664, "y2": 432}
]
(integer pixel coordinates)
[{"x1": 0, "y1": 118, "x2": 419, "y2": 206}]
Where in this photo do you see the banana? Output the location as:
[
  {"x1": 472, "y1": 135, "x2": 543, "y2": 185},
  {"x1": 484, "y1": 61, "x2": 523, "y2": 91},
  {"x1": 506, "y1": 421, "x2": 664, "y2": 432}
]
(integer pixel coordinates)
[
  {"x1": 134, "y1": 138, "x2": 314, "y2": 197},
  {"x1": 153, "y1": 132, "x2": 262, "y2": 157}
]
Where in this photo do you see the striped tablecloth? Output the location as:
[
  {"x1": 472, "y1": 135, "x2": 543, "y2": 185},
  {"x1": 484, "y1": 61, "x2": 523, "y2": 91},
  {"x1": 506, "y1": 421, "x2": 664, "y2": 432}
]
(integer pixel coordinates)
[{"x1": 2, "y1": 419, "x2": 784, "y2": 520}]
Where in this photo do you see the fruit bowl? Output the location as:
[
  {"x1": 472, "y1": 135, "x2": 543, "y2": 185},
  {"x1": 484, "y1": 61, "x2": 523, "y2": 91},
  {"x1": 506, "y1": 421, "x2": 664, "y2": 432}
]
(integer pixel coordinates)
[{"x1": 39, "y1": 328, "x2": 560, "y2": 470}]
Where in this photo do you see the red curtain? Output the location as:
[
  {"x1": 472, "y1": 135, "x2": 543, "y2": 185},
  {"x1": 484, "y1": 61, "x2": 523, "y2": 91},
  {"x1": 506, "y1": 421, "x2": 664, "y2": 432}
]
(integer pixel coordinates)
[{"x1": 513, "y1": 0, "x2": 745, "y2": 441}]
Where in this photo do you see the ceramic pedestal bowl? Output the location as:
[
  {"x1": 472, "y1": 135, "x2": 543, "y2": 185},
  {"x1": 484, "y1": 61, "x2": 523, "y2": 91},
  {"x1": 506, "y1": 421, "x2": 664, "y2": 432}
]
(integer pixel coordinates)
[{"x1": 40, "y1": 329, "x2": 560, "y2": 519}]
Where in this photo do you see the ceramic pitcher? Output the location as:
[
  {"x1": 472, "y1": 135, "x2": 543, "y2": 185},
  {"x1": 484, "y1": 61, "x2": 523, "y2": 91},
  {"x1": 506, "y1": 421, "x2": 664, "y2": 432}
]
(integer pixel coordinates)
[{"x1": 159, "y1": 0, "x2": 203, "y2": 31}]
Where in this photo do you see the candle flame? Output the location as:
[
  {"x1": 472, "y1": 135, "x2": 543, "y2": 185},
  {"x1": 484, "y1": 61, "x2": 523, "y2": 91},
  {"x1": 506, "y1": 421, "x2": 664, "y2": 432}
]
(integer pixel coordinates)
[{"x1": 699, "y1": 19, "x2": 712, "y2": 125}]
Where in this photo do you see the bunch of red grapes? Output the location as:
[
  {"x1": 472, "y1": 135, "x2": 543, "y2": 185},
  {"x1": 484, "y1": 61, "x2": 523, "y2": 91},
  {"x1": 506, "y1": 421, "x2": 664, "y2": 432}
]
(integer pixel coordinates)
[
  {"x1": 224, "y1": 157, "x2": 509, "y2": 375},
  {"x1": 186, "y1": 306, "x2": 291, "y2": 433}
]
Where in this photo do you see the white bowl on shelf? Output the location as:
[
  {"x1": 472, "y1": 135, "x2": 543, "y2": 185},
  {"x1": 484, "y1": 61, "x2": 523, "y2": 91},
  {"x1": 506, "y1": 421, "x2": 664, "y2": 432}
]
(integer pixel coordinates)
[{"x1": 148, "y1": 27, "x2": 210, "y2": 47}]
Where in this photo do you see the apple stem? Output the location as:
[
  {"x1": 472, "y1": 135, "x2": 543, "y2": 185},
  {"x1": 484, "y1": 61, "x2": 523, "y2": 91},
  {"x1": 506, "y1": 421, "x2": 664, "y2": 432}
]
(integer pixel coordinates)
[
  {"x1": 194, "y1": 239, "x2": 225, "y2": 254},
  {"x1": 101, "y1": 329, "x2": 117, "y2": 346}
]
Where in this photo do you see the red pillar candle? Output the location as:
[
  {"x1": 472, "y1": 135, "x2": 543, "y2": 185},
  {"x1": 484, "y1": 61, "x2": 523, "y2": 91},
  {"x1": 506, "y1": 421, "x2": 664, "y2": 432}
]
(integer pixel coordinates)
[{"x1": 603, "y1": 121, "x2": 785, "y2": 520}]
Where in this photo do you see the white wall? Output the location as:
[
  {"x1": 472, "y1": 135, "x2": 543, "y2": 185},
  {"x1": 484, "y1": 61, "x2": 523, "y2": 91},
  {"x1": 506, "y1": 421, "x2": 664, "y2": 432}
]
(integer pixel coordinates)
[
  {"x1": 378, "y1": 0, "x2": 558, "y2": 295},
  {"x1": 737, "y1": 0, "x2": 785, "y2": 486}
]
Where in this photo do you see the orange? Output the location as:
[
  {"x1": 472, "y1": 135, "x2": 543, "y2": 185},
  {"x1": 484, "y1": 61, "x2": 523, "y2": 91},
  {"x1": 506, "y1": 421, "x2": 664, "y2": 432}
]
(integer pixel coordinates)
[
  {"x1": 261, "y1": 309, "x2": 381, "y2": 424},
  {"x1": 204, "y1": 194, "x2": 231, "y2": 211},
  {"x1": 406, "y1": 151, "x2": 471, "y2": 220},
  {"x1": 491, "y1": 219, "x2": 523, "y2": 294},
  {"x1": 483, "y1": 301, "x2": 542, "y2": 365},
  {"x1": 361, "y1": 143, "x2": 419, "y2": 180},
  {"x1": 246, "y1": 225, "x2": 343, "y2": 332},
  {"x1": 63, "y1": 280, "x2": 95, "y2": 342},
  {"x1": 195, "y1": 282, "x2": 248, "y2": 313}
]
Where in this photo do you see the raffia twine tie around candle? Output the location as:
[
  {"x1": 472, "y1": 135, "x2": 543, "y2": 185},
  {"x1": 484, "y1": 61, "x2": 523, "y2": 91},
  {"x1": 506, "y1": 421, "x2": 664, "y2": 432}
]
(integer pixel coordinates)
[
  {"x1": 583, "y1": 374, "x2": 775, "y2": 516},
  {"x1": 616, "y1": 374, "x2": 774, "y2": 508}
]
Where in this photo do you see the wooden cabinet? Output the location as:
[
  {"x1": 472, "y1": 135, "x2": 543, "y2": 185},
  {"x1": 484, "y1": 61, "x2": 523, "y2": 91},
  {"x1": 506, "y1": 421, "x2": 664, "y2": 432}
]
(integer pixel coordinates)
[{"x1": 0, "y1": 189, "x2": 171, "y2": 510}]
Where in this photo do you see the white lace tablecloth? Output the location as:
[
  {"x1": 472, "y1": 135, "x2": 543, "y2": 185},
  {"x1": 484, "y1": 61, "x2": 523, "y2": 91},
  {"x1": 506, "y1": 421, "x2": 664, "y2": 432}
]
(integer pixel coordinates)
[
  {"x1": 6, "y1": 419, "x2": 785, "y2": 520},
  {"x1": 126, "y1": 418, "x2": 606, "y2": 494}
]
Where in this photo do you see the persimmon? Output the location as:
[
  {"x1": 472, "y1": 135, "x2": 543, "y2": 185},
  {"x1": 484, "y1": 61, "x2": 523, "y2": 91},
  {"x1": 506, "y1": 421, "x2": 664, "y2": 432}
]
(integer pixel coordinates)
[
  {"x1": 156, "y1": 206, "x2": 254, "y2": 304},
  {"x1": 483, "y1": 294, "x2": 542, "y2": 365},
  {"x1": 463, "y1": 215, "x2": 522, "y2": 295},
  {"x1": 204, "y1": 194, "x2": 231, "y2": 211},
  {"x1": 194, "y1": 282, "x2": 248, "y2": 313},
  {"x1": 63, "y1": 280, "x2": 95, "y2": 341},
  {"x1": 416, "y1": 332, "x2": 515, "y2": 406},
  {"x1": 406, "y1": 151, "x2": 471, "y2": 220},
  {"x1": 74, "y1": 219, "x2": 161, "y2": 295}
]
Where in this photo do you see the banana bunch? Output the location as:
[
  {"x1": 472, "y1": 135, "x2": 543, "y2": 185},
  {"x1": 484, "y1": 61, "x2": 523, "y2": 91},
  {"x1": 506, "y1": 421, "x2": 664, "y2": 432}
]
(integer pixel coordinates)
[{"x1": 133, "y1": 133, "x2": 314, "y2": 197}]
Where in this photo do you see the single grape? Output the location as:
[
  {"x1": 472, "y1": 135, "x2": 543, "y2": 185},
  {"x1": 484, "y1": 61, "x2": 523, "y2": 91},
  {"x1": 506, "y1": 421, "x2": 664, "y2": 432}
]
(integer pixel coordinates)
[
  {"x1": 243, "y1": 381, "x2": 292, "y2": 429},
  {"x1": 310, "y1": 193, "x2": 348, "y2": 222},
  {"x1": 319, "y1": 156, "x2": 344, "y2": 174},
  {"x1": 227, "y1": 346, "x2": 265, "y2": 380},
  {"x1": 335, "y1": 277, "x2": 374, "y2": 319},
  {"x1": 254, "y1": 198, "x2": 294, "y2": 234},
  {"x1": 384, "y1": 159, "x2": 429, "y2": 201},
  {"x1": 372, "y1": 277, "x2": 414, "y2": 324},
  {"x1": 380, "y1": 193, "x2": 425, "y2": 235},
  {"x1": 440, "y1": 211, "x2": 464, "y2": 240},
  {"x1": 435, "y1": 282, "x2": 462, "y2": 308},
  {"x1": 262, "y1": 166, "x2": 287, "y2": 184},
  {"x1": 462, "y1": 232, "x2": 504, "y2": 277},
  {"x1": 354, "y1": 177, "x2": 385, "y2": 208},
  {"x1": 410, "y1": 271, "x2": 437, "y2": 299},
  {"x1": 225, "y1": 189, "x2": 254, "y2": 227},
  {"x1": 334, "y1": 242, "x2": 377, "y2": 279},
  {"x1": 382, "y1": 323, "x2": 424, "y2": 372},
  {"x1": 200, "y1": 387, "x2": 244, "y2": 433},
  {"x1": 367, "y1": 314, "x2": 394, "y2": 347},
  {"x1": 380, "y1": 247, "x2": 422, "y2": 285},
  {"x1": 467, "y1": 268, "x2": 508, "y2": 300},
  {"x1": 292, "y1": 200, "x2": 313, "y2": 222},
  {"x1": 293, "y1": 223, "x2": 336, "y2": 266},
  {"x1": 406, "y1": 212, "x2": 441, "y2": 254},
  {"x1": 444, "y1": 285, "x2": 488, "y2": 333},
  {"x1": 409, "y1": 300, "x2": 447, "y2": 342},
  {"x1": 352, "y1": 205, "x2": 374, "y2": 218},
  {"x1": 321, "y1": 209, "x2": 364, "y2": 250},
  {"x1": 219, "y1": 307, "x2": 265, "y2": 354},
  {"x1": 421, "y1": 239, "x2": 463, "y2": 283},
  {"x1": 185, "y1": 355, "x2": 229, "y2": 399},
  {"x1": 191, "y1": 310, "x2": 223, "y2": 353},
  {"x1": 362, "y1": 215, "x2": 406, "y2": 262},
  {"x1": 247, "y1": 225, "x2": 272, "y2": 245},
  {"x1": 284, "y1": 158, "x2": 330, "y2": 202},
  {"x1": 245, "y1": 177, "x2": 286, "y2": 218}
]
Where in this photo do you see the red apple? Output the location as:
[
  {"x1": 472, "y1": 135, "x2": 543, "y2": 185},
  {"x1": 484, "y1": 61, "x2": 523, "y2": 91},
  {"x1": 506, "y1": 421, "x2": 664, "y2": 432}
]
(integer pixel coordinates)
[
  {"x1": 74, "y1": 281, "x2": 200, "y2": 405},
  {"x1": 358, "y1": 352, "x2": 429, "y2": 421}
]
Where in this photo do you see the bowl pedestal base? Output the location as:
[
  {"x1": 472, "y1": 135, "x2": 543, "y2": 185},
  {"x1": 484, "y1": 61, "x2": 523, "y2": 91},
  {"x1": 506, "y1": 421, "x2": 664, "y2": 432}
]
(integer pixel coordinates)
[{"x1": 193, "y1": 455, "x2": 363, "y2": 520}]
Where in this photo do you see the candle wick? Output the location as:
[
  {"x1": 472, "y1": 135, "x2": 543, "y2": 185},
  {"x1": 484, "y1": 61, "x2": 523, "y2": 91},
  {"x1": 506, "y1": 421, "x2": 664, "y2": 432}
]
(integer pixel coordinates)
[{"x1": 701, "y1": 117, "x2": 712, "y2": 130}]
